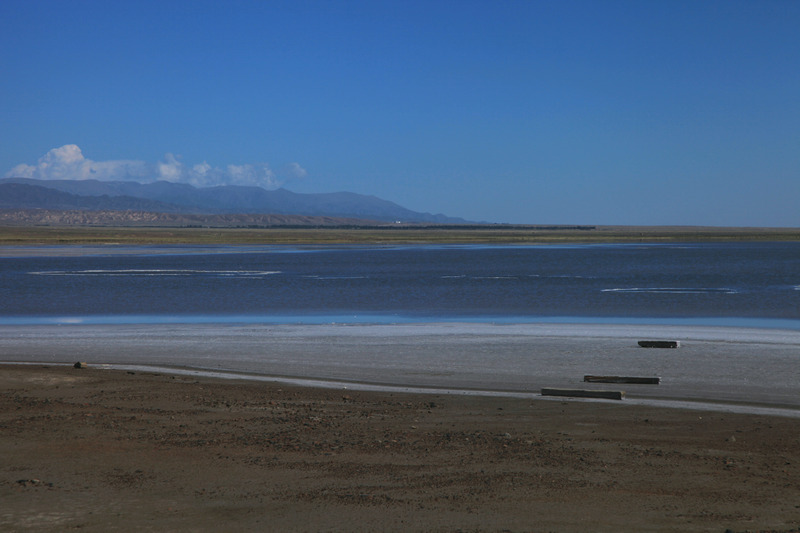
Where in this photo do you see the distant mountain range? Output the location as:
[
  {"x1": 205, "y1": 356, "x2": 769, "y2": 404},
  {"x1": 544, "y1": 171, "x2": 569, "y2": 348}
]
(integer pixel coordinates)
[{"x1": 0, "y1": 178, "x2": 467, "y2": 225}]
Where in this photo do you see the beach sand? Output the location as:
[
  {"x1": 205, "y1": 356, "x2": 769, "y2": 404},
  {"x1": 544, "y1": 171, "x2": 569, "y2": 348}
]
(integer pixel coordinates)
[{"x1": 2, "y1": 363, "x2": 799, "y2": 532}]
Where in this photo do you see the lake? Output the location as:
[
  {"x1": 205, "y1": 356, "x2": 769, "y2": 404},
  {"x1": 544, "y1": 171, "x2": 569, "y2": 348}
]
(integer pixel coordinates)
[{"x1": 1, "y1": 241, "x2": 798, "y2": 328}]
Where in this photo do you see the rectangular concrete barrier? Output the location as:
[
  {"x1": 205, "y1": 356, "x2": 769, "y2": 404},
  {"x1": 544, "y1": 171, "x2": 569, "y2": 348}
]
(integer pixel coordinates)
[
  {"x1": 638, "y1": 340, "x2": 680, "y2": 348},
  {"x1": 541, "y1": 388, "x2": 625, "y2": 400},
  {"x1": 583, "y1": 375, "x2": 660, "y2": 384}
]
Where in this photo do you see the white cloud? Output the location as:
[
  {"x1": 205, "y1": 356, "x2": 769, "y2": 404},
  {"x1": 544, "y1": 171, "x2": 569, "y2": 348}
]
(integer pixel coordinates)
[
  {"x1": 5, "y1": 145, "x2": 303, "y2": 190},
  {"x1": 6, "y1": 144, "x2": 150, "y2": 182},
  {"x1": 157, "y1": 153, "x2": 184, "y2": 182},
  {"x1": 282, "y1": 162, "x2": 308, "y2": 180},
  {"x1": 156, "y1": 154, "x2": 282, "y2": 189},
  {"x1": 223, "y1": 163, "x2": 279, "y2": 189}
]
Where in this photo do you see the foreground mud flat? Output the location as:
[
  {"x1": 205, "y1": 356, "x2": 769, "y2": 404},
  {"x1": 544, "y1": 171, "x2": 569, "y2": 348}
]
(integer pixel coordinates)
[{"x1": 2, "y1": 364, "x2": 799, "y2": 532}]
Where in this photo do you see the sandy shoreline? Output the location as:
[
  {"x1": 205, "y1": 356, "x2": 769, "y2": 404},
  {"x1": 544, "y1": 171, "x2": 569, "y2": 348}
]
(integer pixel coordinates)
[
  {"x1": 7, "y1": 361, "x2": 800, "y2": 421},
  {"x1": 3, "y1": 364, "x2": 800, "y2": 532}
]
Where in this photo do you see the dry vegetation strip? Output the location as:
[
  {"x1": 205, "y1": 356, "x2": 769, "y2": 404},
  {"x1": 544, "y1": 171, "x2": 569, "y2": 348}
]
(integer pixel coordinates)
[{"x1": 2, "y1": 225, "x2": 799, "y2": 245}]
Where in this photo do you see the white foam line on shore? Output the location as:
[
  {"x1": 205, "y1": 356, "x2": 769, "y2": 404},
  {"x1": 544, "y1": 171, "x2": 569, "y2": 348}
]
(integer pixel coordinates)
[{"x1": 10, "y1": 361, "x2": 795, "y2": 419}]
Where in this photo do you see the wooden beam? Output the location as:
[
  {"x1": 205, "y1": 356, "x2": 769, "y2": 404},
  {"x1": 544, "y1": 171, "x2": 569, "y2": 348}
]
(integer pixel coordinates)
[
  {"x1": 638, "y1": 340, "x2": 680, "y2": 348},
  {"x1": 584, "y1": 375, "x2": 660, "y2": 384},
  {"x1": 541, "y1": 388, "x2": 625, "y2": 400}
]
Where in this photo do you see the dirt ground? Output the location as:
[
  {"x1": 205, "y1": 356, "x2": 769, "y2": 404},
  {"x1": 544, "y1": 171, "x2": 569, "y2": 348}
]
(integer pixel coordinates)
[{"x1": 1, "y1": 364, "x2": 799, "y2": 532}]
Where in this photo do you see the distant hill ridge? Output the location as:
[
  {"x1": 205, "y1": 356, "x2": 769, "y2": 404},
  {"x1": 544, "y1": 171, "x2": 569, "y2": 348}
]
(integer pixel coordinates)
[{"x1": 0, "y1": 178, "x2": 467, "y2": 224}]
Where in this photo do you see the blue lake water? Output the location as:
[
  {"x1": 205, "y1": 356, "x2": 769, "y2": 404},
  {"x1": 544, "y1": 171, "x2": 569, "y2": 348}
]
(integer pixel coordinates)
[{"x1": 1, "y1": 242, "x2": 799, "y2": 329}]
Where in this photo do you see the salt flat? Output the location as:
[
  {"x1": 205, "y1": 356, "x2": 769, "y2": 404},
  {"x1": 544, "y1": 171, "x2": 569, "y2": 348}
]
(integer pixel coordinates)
[{"x1": 2, "y1": 323, "x2": 799, "y2": 411}]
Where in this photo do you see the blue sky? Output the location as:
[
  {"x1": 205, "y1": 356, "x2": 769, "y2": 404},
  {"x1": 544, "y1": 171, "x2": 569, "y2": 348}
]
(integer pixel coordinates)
[{"x1": 1, "y1": 0, "x2": 798, "y2": 226}]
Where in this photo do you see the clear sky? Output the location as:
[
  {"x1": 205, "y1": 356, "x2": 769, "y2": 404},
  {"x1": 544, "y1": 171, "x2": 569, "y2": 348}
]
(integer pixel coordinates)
[{"x1": 2, "y1": 0, "x2": 798, "y2": 226}]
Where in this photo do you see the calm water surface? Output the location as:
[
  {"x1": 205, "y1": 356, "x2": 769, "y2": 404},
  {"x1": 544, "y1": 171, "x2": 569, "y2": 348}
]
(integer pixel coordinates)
[{"x1": 1, "y1": 242, "x2": 798, "y2": 328}]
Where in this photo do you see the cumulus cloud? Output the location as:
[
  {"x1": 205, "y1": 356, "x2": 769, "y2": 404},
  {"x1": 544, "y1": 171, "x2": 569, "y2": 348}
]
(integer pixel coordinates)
[
  {"x1": 5, "y1": 145, "x2": 306, "y2": 190},
  {"x1": 7, "y1": 145, "x2": 151, "y2": 182},
  {"x1": 282, "y1": 162, "x2": 308, "y2": 180},
  {"x1": 164, "y1": 155, "x2": 282, "y2": 189}
]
